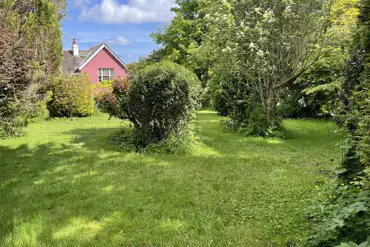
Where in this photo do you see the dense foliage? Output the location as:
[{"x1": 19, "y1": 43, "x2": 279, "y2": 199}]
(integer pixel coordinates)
[
  {"x1": 277, "y1": 83, "x2": 325, "y2": 119},
  {"x1": 127, "y1": 62, "x2": 200, "y2": 147},
  {"x1": 204, "y1": 0, "x2": 330, "y2": 135},
  {"x1": 92, "y1": 79, "x2": 114, "y2": 97},
  {"x1": 0, "y1": 0, "x2": 64, "y2": 136},
  {"x1": 47, "y1": 74, "x2": 94, "y2": 117},
  {"x1": 154, "y1": 0, "x2": 362, "y2": 127},
  {"x1": 98, "y1": 62, "x2": 201, "y2": 148},
  {"x1": 152, "y1": 0, "x2": 211, "y2": 106},
  {"x1": 96, "y1": 78, "x2": 129, "y2": 120},
  {"x1": 289, "y1": 0, "x2": 360, "y2": 119},
  {"x1": 152, "y1": 0, "x2": 208, "y2": 79},
  {"x1": 155, "y1": 0, "x2": 332, "y2": 135},
  {"x1": 308, "y1": 0, "x2": 370, "y2": 245},
  {"x1": 213, "y1": 89, "x2": 230, "y2": 116},
  {"x1": 0, "y1": 28, "x2": 35, "y2": 137},
  {"x1": 277, "y1": 51, "x2": 347, "y2": 119},
  {"x1": 0, "y1": 0, "x2": 65, "y2": 74}
]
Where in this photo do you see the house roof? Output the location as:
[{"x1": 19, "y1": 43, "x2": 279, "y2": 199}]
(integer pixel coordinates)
[
  {"x1": 62, "y1": 43, "x2": 128, "y2": 74},
  {"x1": 62, "y1": 50, "x2": 87, "y2": 74}
]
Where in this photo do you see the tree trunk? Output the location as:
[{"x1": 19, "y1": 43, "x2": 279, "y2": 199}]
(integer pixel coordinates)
[{"x1": 266, "y1": 88, "x2": 278, "y2": 126}]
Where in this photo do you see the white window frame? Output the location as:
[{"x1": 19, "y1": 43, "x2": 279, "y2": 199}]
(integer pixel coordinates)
[{"x1": 98, "y1": 68, "x2": 114, "y2": 82}]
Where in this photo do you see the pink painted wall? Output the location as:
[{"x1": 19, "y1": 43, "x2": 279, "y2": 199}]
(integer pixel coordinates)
[{"x1": 80, "y1": 47, "x2": 128, "y2": 84}]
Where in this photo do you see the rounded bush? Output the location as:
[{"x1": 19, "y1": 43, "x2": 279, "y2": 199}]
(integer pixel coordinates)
[
  {"x1": 126, "y1": 61, "x2": 201, "y2": 147},
  {"x1": 47, "y1": 74, "x2": 94, "y2": 117}
]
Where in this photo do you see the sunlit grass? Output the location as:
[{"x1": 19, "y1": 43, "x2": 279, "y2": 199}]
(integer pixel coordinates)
[{"x1": 0, "y1": 111, "x2": 341, "y2": 246}]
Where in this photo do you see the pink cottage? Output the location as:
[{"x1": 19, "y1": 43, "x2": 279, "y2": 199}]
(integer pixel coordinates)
[{"x1": 62, "y1": 39, "x2": 128, "y2": 84}]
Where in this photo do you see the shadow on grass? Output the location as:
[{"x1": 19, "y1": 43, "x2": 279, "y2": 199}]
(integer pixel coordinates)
[
  {"x1": 65, "y1": 127, "x2": 124, "y2": 152},
  {"x1": 0, "y1": 113, "x2": 342, "y2": 246},
  {"x1": 0, "y1": 141, "x2": 188, "y2": 246}
]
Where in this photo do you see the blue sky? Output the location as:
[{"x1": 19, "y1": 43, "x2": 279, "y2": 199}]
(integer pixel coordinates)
[{"x1": 62, "y1": 0, "x2": 176, "y2": 63}]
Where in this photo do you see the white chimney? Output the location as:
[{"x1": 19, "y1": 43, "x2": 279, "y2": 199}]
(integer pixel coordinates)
[{"x1": 72, "y1": 38, "x2": 79, "y2": 56}]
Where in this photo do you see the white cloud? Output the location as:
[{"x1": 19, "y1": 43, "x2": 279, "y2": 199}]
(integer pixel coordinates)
[
  {"x1": 79, "y1": 0, "x2": 176, "y2": 24},
  {"x1": 108, "y1": 35, "x2": 132, "y2": 45}
]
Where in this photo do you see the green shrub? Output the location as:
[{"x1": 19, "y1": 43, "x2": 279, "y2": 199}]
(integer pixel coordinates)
[
  {"x1": 307, "y1": 181, "x2": 370, "y2": 246},
  {"x1": 127, "y1": 61, "x2": 201, "y2": 147},
  {"x1": 336, "y1": 238, "x2": 370, "y2": 247},
  {"x1": 92, "y1": 79, "x2": 114, "y2": 97},
  {"x1": 105, "y1": 62, "x2": 201, "y2": 148},
  {"x1": 277, "y1": 85, "x2": 324, "y2": 119},
  {"x1": 224, "y1": 93, "x2": 286, "y2": 138},
  {"x1": 145, "y1": 125, "x2": 200, "y2": 154},
  {"x1": 47, "y1": 74, "x2": 94, "y2": 117},
  {"x1": 112, "y1": 124, "x2": 200, "y2": 154},
  {"x1": 210, "y1": 73, "x2": 238, "y2": 116},
  {"x1": 282, "y1": 52, "x2": 345, "y2": 119},
  {"x1": 95, "y1": 78, "x2": 129, "y2": 120},
  {"x1": 28, "y1": 91, "x2": 52, "y2": 122},
  {"x1": 209, "y1": 74, "x2": 285, "y2": 136}
]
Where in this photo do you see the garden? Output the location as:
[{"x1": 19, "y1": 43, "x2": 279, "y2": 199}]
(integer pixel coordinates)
[{"x1": 1, "y1": 0, "x2": 369, "y2": 246}]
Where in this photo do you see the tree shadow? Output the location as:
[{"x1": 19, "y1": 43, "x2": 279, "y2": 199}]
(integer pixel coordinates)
[
  {"x1": 0, "y1": 141, "x2": 195, "y2": 246},
  {"x1": 0, "y1": 112, "x2": 342, "y2": 246},
  {"x1": 64, "y1": 127, "x2": 124, "y2": 152}
]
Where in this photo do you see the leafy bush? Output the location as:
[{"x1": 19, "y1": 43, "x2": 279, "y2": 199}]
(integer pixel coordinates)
[
  {"x1": 92, "y1": 79, "x2": 114, "y2": 97},
  {"x1": 102, "y1": 62, "x2": 201, "y2": 148},
  {"x1": 199, "y1": 86, "x2": 212, "y2": 110},
  {"x1": 126, "y1": 61, "x2": 201, "y2": 147},
  {"x1": 28, "y1": 91, "x2": 52, "y2": 122},
  {"x1": 209, "y1": 72, "x2": 240, "y2": 116},
  {"x1": 277, "y1": 85, "x2": 325, "y2": 119},
  {"x1": 112, "y1": 124, "x2": 200, "y2": 154},
  {"x1": 308, "y1": 183, "x2": 370, "y2": 246},
  {"x1": 224, "y1": 93, "x2": 286, "y2": 138},
  {"x1": 336, "y1": 238, "x2": 370, "y2": 247},
  {"x1": 277, "y1": 54, "x2": 344, "y2": 120},
  {"x1": 286, "y1": 52, "x2": 345, "y2": 119},
  {"x1": 47, "y1": 74, "x2": 94, "y2": 117},
  {"x1": 95, "y1": 78, "x2": 130, "y2": 120},
  {"x1": 0, "y1": 28, "x2": 36, "y2": 137}
]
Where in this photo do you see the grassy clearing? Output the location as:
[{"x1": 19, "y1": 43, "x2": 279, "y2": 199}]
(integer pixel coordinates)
[{"x1": 0, "y1": 111, "x2": 341, "y2": 246}]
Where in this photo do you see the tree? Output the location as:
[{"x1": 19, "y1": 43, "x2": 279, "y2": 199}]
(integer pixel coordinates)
[
  {"x1": 0, "y1": 28, "x2": 35, "y2": 137},
  {"x1": 295, "y1": 0, "x2": 360, "y2": 118},
  {"x1": 0, "y1": 0, "x2": 65, "y2": 136},
  {"x1": 198, "y1": 0, "x2": 332, "y2": 135},
  {"x1": 0, "y1": 0, "x2": 65, "y2": 75},
  {"x1": 152, "y1": 0, "x2": 208, "y2": 81}
]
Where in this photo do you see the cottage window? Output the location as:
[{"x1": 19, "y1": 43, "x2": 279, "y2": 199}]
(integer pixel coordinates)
[{"x1": 98, "y1": 68, "x2": 114, "y2": 82}]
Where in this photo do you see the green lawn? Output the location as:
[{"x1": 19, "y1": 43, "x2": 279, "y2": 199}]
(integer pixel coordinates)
[{"x1": 0, "y1": 111, "x2": 341, "y2": 246}]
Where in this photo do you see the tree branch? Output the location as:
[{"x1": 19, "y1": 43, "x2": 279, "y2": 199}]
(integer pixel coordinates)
[{"x1": 273, "y1": 53, "x2": 321, "y2": 90}]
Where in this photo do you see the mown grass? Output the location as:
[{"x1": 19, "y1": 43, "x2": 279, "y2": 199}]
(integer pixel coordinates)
[{"x1": 0, "y1": 111, "x2": 342, "y2": 246}]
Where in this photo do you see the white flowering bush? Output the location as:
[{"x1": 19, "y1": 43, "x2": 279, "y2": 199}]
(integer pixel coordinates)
[{"x1": 197, "y1": 0, "x2": 330, "y2": 135}]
